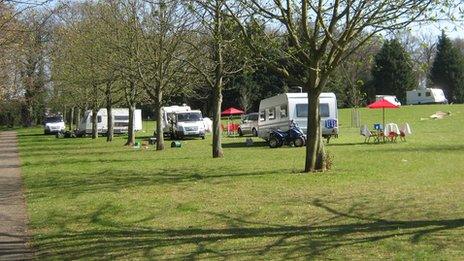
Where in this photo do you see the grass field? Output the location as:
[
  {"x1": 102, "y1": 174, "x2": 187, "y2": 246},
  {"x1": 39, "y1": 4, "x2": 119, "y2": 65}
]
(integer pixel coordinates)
[{"x1": 16, "y1": 104, "x2": 464, "y2": 260}]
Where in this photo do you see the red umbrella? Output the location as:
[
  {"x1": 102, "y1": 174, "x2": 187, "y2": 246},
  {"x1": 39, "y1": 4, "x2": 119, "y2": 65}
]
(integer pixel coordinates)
[
  {"x1": 221, "y1": 107, "x2": 244, "y2": 116},
  {"x1": 367, "y1": 99, "x2": 399, "y2": 129}
]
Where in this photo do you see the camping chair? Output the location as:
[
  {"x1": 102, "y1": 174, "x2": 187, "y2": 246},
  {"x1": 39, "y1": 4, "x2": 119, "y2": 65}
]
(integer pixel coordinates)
[
  {"x1": 384, "y1": 123, "x2": 400, "y2": 142},
  {"x1": 360, "y1": 125, "x2": 377, "y2": 143},
  {"x1": 399, "y1": 123, "x2": 412, "y2": 141}
]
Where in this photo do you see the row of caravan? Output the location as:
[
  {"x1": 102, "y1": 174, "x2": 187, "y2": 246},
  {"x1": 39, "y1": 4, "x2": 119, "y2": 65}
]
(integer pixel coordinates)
[
  {"x1": 160, "y1": 93, "x2": 340, "y2": 141},
  {"x1": 74, "y1": 93, "x2": 340, "y2": 141},
  {"x1": 50, "y1": 88, "x2": 448, "y2": 139}
]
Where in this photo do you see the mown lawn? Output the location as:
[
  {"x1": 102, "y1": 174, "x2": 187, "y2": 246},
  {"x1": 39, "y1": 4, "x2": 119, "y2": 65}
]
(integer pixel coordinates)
[{"x1": 17, "y1": 104, "x2": 464, "y2": 260}]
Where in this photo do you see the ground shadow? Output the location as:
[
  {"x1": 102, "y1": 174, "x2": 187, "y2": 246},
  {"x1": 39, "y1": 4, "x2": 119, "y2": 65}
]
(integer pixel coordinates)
[
  {"x1": 25, "y1": 168, "x2": 281, "y2": 200},
  {"x1": 326, "y1": 142, "x2": 370, "y2": 147},
  {"x1": 31, "y1": 199, "x2": 464, "y2": 259},
  {"x1": 222, "y1": 141, "x2": 268, "y2": 148},
  {"x1": 361, "y1": 144, "x2": 464, "y2": 153}
]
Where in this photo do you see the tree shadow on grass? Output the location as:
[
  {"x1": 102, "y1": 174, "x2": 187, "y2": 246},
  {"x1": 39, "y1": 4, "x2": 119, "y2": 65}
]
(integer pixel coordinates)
[
  {"x1": 25, "y1": 168, "x2": 280, "y2": 200},
  {"x1": 222, "y1": 141, "x2": 268, "y2": 148},
  {"x1": 326, "y1": 142, "x2": 370, "y2": 146},
  {"x1": 361, "y1": 144, "x2": 464, "y2": 153},
  {"x1": 17, "y1": 133, "x2": 48, "y2": 137},
  {"x1": 32, "y1": 199, "x2": 464, "y2": 259}
]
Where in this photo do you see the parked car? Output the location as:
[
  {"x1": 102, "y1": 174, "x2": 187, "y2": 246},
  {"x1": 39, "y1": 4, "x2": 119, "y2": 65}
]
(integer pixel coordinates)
[
  {"x1": 43, "y1": 116, "x2": 65, "y2": 134},
  {"x1": 238, "y1": 112, "x2": 259, "y2": 137}
]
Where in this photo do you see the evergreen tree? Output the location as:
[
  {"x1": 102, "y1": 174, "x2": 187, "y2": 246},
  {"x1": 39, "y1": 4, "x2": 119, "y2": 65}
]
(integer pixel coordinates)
[
  {"x1": 371, "y1": 39, "x2": 416, "y2": 103},
  {"x1": 430, "y1": 32, "x2": 464, "y2": 103}
]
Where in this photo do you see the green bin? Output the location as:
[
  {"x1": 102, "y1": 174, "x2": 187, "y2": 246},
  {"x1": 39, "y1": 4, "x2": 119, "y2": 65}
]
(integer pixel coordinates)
[{"x1": 171, "y1": 141, "x2": 182, "y2": 148}]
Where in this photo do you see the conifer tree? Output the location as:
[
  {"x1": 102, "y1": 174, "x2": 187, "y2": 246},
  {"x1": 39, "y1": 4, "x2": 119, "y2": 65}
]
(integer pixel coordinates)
[
  {"x1": 371, "y1": 39, "x2": 416, "y2": 103},
  {"x1": 430, "y1": 32, "x2": 464, "y2": 103}
]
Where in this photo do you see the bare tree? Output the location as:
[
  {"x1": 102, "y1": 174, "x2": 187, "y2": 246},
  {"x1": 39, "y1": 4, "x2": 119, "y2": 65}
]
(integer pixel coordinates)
[
  {"x1": 187, "y1": 0, "x2": 245, "y2": 158},
  {"x1": 229, "y1": 0, "x2": 457, "y2": 172},
  {"x1": 136, "y1": 0, "x2": 193, "y2": 150}
]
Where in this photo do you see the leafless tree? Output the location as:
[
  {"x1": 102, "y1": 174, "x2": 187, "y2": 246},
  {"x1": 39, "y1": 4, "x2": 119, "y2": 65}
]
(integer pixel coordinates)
[{"x1": 229, "y1": 0, "x2": 458, "y2": 172}]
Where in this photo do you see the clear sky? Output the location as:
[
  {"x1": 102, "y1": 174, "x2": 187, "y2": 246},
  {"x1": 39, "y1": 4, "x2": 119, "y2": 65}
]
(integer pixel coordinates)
[{"x1": 415, "y1": 21, "x2": 464, "y2": 39}]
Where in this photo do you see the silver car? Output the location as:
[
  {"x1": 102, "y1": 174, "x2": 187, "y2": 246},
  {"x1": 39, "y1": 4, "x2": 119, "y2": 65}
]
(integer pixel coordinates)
[{"x1": 238, "y1": 112, "x2": 259, "y2": 136}]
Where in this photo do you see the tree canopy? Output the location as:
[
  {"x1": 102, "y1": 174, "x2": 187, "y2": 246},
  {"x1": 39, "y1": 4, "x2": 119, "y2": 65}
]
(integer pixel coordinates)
[
  {"x1": 372, "y1": 39, "x2": 416, "y2": 103},
  {"x1": 430, "y1": 32, "x2": 464, "y2": 103}
]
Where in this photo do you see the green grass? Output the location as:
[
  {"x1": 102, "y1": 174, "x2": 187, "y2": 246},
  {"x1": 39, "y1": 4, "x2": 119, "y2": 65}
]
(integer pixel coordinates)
[{"x1": 16, "y1": 104, "x2": 464, "y2": 260}]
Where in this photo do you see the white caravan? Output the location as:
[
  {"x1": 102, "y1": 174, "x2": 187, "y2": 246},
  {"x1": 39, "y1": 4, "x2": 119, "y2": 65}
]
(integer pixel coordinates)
[
  {"x1": 375, "y1": 95, "x2": 401, "y2": 106},
  {"x1": 160, "y1": 105, "x2": 206, "y2": 139},
  {"x1": 406, "y1": 88, "x2": 448, "y2": 105},
  {"x1": 78, "y1": 108, "x2": 142, "y2": 135},
  {"x1": 258, "y1": 93, "x2": 339, "y2": 141}
]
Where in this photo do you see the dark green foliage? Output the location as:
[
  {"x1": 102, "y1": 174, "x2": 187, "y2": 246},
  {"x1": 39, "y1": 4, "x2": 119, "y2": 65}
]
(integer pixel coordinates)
[
  {"x1": 371, "y1": 39, "x2": 416, "y2": 103},
  {"x1": 430, "y1": 32, "x2": 464, "y2": 103}
]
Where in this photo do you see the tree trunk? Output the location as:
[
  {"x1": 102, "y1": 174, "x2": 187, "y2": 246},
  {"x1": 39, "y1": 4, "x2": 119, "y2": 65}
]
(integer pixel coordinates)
[
  {"x1": 69, "y1": 107, "x2": 74, "y2": 130},
  {"x1": 107, "y1": 105, "x2": 113, "y2": 142},
  {"x1": 155, "y1": 89, "x2": 165, "y2": 150},
  {"x1": 91, "y1": 107, "x2": 98, "y2": 139},
  {"x1": 125, "y1": 104, "x2": 135, "y2": 146},
  {"x1": 106, "y1": 86, "x2": 113, "y2": 142},
  {"x1": 76, "y1": 108, "x2": 81, "y2": 129},
  {"x1": 212, "y1": 79, "x2": 223, "y2": 158},
  {"x1": 304, "y1": 88, "x2": 326, "y2": 172},
  {"x1": 63, "y1": 105, "x2": 67, "y2": 127},
  {"x1": 212, "y1": 2, "x2": 224, "y2": 158}
]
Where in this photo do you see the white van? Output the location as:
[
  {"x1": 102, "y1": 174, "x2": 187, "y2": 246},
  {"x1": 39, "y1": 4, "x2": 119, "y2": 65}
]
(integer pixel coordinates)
[
  {"x1": 258, "y1": 93, "x2": 339, "y2": 141},
  {"x1": 170, "y1": 110, "x2": 206, "y2": 139},
  {"x1": 375, "y1": 95, "x2": 401, "y2": 106},
  {"x1": 43, "y1": 115, "x2": 65, "y2": 134},
  {"x1": 78, "y1": 108, "x2": 142, "y2": 135},
  {"x1": 406, "y1": 88, "x2": 448, "y2": 105},
  {"x1": 161, "y1": 105, "x2": 191, "y2": 136}
]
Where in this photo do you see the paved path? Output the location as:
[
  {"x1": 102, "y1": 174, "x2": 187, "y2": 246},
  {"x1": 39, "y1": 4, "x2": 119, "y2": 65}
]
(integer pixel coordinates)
[{"x1": 0, "y1": 131, "x2": 32, "y2": 260}]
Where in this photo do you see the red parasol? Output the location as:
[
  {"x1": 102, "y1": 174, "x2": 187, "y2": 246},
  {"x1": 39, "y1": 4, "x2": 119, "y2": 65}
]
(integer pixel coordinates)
[
  {"x1": 367, "y1": 99, "x2": 399, "y2": 129},
  {"x1": 221, "y1": 107, "x2": 244, "y2": 116}
]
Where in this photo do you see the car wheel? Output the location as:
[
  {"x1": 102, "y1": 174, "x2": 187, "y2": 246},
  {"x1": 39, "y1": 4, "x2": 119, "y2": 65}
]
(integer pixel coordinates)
[
  {"x1": 293, "y1": 137, "x2": 305, "y2": 147},
  {"x1": 201, "y1": 135, "x2": 205, "y2": 140},
  {"x1": 238, "y1": 128, "x2": 243, "y2": 136},
  {"x1": 252, "y1": 128, "x2": 258, "y2": 137},
  {"x1": 269, "y1": 136, "x2": 281, "y2": 148}
]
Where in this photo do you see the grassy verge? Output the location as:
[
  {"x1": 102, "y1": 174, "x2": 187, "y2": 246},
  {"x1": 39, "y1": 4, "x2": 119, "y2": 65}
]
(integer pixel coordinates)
[{"x1": 17, "y1": 104, "x2": 464, "y2": 259}]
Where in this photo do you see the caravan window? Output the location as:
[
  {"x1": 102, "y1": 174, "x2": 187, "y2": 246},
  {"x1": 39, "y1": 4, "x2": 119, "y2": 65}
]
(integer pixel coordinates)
[
  {"x1": 296, "y1": 104, "x2": 307, "y2": 118},
  {"x1": 320, "y1": 103, "x2": 330, "y2": 118},
  {"x1": 114, "y1": 116, "x2": 129, "y2": 121},
  {"x1": 280, "y1": 105, "x2": 288, "y2": 118},
  {"x1": 267, "y1": 108, "x2": 276, "y2": 120},
  {"x1": 259, "y1": 110, "x2": 265, "y2": 121},
  {"x1": 418, "y1": 92, "x2": 421, "y2": 97},
  {"x1": 426, "y1": 91, "x2": 431, "y2": 97},
  {"x1": 97, "y1": 116, "x2": 102, "y2": 123},
  {"x1": 296, "y1": 103, "x2": 330, "y2": 118}
]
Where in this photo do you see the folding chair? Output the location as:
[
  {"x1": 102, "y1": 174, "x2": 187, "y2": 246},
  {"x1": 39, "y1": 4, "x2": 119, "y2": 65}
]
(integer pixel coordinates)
[{"x1": 399, "y1": 123, "x2": 412, "y2": 141}]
